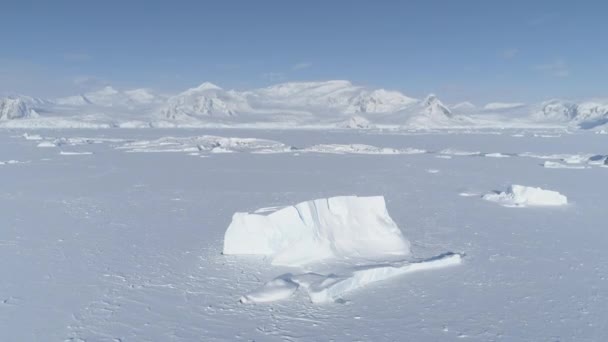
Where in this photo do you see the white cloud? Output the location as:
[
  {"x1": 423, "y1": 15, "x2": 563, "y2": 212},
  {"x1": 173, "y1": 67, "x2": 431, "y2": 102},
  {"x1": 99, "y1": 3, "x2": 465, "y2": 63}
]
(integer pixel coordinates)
[
  {"x1": 292, "y1": 62, "x2": 312, "y2": 70},
  {"x1": 534, "y1": 59, "x2": 569, "y2": 77}
]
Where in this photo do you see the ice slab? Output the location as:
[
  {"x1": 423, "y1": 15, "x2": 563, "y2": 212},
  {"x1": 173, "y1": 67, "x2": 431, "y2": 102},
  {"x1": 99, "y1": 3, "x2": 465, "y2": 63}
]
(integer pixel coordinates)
[
  {"x1": 304, "y1": 144, "x2": 426, "y2": 155},
  {"x1": 543, "y1": 161, "x2": 588, "y2": 169},
  {"x1": 483, "y1": 185, "x2": 568, "y2": 207},
  {"x1": 241, "y1": 253, "x2": 463, "y2": 304},
  {"x1": 117, "y1": 135, "x2": 291, "y2": 153}
]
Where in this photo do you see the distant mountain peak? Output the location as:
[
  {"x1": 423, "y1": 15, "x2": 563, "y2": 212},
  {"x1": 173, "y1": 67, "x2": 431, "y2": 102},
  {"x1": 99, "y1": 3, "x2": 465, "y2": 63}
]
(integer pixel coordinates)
[
  {"x1": 422, "y1": 94, "x2": 452, "y2": 118},
  {"x1": 192, "y1": 82, "x2": 222, "y2": 91},
  {"x1": 0, "y1": 97, "x2": 38, "y2": 120},
  {"x1": 94, "y1": 86, "x2": 119, "y2": 95}
]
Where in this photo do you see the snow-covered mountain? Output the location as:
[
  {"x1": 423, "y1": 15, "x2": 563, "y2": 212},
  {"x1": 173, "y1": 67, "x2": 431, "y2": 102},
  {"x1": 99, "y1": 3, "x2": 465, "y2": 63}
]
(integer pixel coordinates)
[
  {"x1": 248, "y1": 80, "x2": 417, "y2": 114},
  {"x1": 338, "y1": 115, "x2": 374, "y2": 129},
  {"x1": 532, "y1": 100, "x2": 579, "y2": 122},
  {"x1": 161, "y1": 83, "x2": 250, "y2": 119},
  {"x1": 421, "y1": 94, "x2": 452, "y2": 118},
  {"x1": 532, "y1": 99, "x2": 608, "y2": 128},
  {"x1": 483, "y1": 102, "x2": 526, "y2": 111},
  {"x1": 160, "y1": 80, "x2": 418, "y2": 120},
  {"x1": 1, "y1": 80, "x2": 607, "y2": 130},
  {"x1": 345, "y1": 88, "x2": 417, "y2": 114},
  {"x1": 451, "y1": 101, "x2": 477, "y2": 114},
  {"x1": 399, "y1": 94, "x2": 475, "y2": 128},
  {"x1": 0, "y1": 97, "x2": 39, "y2": 120},
  {"x1": 55, "y1": 86, "x2": 164, "y2": 108}
]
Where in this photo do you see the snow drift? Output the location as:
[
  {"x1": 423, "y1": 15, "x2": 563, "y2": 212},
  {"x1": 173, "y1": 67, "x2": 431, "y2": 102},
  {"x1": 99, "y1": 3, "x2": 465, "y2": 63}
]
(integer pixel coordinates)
[
  {"x1": 241, "y1": 253, "x2": 463, "y2": 304},
  {"x1": 483, "y1": 185, "x2": 568, "y2": 207},
  {"x1": 223, "y1": 196, "x2": 411, "y2": 266}
]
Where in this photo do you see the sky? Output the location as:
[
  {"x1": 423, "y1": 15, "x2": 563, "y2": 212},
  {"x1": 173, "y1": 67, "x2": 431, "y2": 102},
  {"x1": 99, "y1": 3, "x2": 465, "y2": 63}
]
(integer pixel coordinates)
[{"x1": 1, "y1": 0, "x2": 607, "y2": 103}]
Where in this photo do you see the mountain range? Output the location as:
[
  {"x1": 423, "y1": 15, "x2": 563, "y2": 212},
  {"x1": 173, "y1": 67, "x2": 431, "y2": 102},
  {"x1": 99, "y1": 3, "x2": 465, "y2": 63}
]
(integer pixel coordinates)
[{"x1": 1, "y1": 81, "x2": 607, "y2": 130}]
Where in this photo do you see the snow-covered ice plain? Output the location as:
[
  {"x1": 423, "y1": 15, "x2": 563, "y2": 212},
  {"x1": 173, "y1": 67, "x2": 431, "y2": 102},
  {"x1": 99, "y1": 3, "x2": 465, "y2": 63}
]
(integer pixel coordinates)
[{"x1": 1, "y1": 127, "x2": 607, "y2": 341}]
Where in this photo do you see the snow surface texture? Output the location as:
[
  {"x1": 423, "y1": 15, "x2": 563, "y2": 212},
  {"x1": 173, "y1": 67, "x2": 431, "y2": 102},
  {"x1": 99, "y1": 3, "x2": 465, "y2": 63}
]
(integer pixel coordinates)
[
  {"x1": 3, "y1": 80, "x2": 608, "y2": 129},
  {"x1": 483, "y1": 185, "x2": 568, "y2": 207},
  {"x1": 3, "y1": 130, "x2": 608, "y2": 341},
  {"x1": 223, "y1": 196, "x2": 411, "y2": 266}
]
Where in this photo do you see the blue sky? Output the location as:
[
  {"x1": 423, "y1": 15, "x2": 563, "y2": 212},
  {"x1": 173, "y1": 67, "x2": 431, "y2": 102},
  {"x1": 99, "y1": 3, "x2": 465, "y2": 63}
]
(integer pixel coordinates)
[{"x1": 1, "y1": 0, "x2": 607, "y2": 103}]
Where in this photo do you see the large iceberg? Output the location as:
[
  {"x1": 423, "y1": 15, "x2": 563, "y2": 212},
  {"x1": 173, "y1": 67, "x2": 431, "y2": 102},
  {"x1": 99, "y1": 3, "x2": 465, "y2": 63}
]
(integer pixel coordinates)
[{"x1": 223, "y1": 196, "x2": 411, "y2": 266}]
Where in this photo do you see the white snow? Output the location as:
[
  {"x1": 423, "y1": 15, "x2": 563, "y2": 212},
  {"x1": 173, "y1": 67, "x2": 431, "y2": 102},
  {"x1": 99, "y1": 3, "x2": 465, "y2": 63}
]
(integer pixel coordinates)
[
  {"x1": 55, "y1": 86, "x2": 165, "y2": 108},
  {"x1": 161, "y1": 83, "x2": 249, "y2": 118},
  {"x1": 37, "y1": 141, "x2": 57, "y2": 148},
  {"x1": 439, "y1": 148, "x2": 481, "y2": 156},
  {"x1": 227, "y1": 195, "x2": 463, "y2": 304},
  {"x1": 223, "y1": 196, "x2": 411, "y2": 266},
  {"x1": 241, "y1": 253, "x2": 463, "y2": 304},
  {"x1": 3, "y1": 129, "x2": 608, "y2": 341},
  {"x1": 239, "y1": 276, "x2": 300, "y2": 304},
  {"x1": 484, "y1": 152, "x2": 511, "y2": 158},
  {"x1": 422, "y1": 94, "x2": 452, "y2": 118},
  {"x1": 451, "y1": 101, "x2": 476, "y2": 112},
  {"x1": 542, "y1": 161, "x2": 588, "y2": 169},
  {"x1": 338, "y1": 115, "x2": 373, "y2": 129},
  {"x1": 117, "y1": 135, "x2": 290, "y2": 154},
  {"x1": 23, "y1": 133, "x2": 43, "y2": 140},
  {"x1": 345, "y1": 88, "x2": 418, "y2": 114},
  {"x1": 59, "y1": 151, "x2": 94, "y2": 156},
  {"x1": 1, "y1": 80, "x2": 607, "y2": 130},
  {"x1": 0, "y1": 97, "x2": 39, "y2": 120},
  {"x1": 483, "y1": 102, "x2": 526, "y2": 110},
  {"x1": 304, "y1": 144, "x2": 425, "y2": 155},
  {"x1": 0, "y1": 159, "x2": 24, "y2": 165},
  {"x1": 483, "y1": 185, "x2": 568, "y2": 207}
]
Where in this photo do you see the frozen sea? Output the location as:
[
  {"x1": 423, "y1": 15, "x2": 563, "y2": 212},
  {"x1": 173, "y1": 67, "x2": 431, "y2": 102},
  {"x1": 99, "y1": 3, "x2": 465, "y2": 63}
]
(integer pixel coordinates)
[{"x1": 0, "y1": 128, "x2": 607, "y2": 341}]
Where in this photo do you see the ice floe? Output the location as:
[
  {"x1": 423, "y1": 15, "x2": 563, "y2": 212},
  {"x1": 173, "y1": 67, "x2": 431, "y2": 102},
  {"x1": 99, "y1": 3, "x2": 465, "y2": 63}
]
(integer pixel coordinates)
[
  {"x1": 241, "y1": 253, "x2": 463, "y2": 304},
  {"x1": 483, "y1": 185, "x2": 568, "y2": 207},
  {"x1": 117, "y1": 135, "x2": 292, "y2": 154},
  {"x1": 483, "y1": 152, "x2": 511, "y2": 158},
  {"x1": 439, "y1": 148, "x2": 481, "y2": 156},
  {"x1": 37, "y1": 141, "x2": 57, "y2": 148},
  {"x1": 0, "y1": 160, "x2": 25, "y2": 165},
  {"x1": 542, "y1": 161, "x2": 588, "y2": 169},
  {"x1": 303, "y1": 144, "x2": 426, "y2": 155},
  {"x1": 59, "y1": 151, "x2": 94, "y2": 156},
  {"x1": 22, "y1": 133, "x2": 43, "y2": 141}
]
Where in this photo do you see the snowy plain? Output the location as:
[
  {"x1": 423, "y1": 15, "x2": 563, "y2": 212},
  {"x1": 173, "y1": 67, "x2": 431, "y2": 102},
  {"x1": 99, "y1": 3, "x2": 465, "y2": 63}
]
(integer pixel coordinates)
[{"x1": 0, "y1": 128, "x2": 607, "y2": 341}]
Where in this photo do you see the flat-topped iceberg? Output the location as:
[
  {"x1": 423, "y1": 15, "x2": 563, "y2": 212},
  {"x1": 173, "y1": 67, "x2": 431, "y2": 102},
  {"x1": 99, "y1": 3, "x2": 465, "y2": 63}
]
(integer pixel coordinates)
[{"x1": 223, "y1": 195, "x2": 411, "y2": 266}]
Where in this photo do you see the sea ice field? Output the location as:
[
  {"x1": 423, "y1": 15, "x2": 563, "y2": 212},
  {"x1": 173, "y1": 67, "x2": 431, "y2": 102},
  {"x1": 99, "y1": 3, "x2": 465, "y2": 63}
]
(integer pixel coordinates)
[{"x1": 0, "y1": 128, "x2": 607, "y2": 341}]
